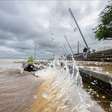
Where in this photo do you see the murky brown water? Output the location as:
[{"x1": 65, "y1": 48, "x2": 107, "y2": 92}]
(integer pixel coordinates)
[
  {"x1": 0, "y1": 69, "x2": 41, "y2": 112},
  {"x1": 0, "y1": 60, "x2": 111, "y2": 112}
]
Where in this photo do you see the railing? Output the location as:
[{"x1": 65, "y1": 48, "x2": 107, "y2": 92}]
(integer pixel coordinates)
[{"x1": 68, "y1": 49, "x2": 112, "y2": 62}]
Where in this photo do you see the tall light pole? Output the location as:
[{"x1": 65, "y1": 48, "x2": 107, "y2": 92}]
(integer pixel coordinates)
[{"x1": 68, "y1": 8, "x2": 89, "y2": 49}]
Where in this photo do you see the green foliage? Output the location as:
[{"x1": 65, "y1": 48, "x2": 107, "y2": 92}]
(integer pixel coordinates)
[
  {"x1": 27, "y1": 56, "x2": 34, "y2": 64},
  {"x1": 101, "y1": 5, "x2": 112, "y2": 25},
  {"x1": 95, "y1": 1, "x2": 112, "y2": 40},
  {"x1": 95, "y1": 25, "x2": 112, "y2": 40}
]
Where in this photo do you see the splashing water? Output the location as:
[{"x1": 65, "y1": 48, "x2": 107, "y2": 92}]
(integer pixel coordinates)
[{"x1": 32, "y1": 59, "x2": 104, "y2": 112}]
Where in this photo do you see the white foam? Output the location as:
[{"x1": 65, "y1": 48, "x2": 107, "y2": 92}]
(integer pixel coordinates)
[{"x1": 34, "y1": 59, "x2": 104, "y2": 112}]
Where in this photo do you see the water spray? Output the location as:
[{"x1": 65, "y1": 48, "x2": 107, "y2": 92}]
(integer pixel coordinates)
[{"x1": 64, "y1": 35, "x2": 82, "y2": 86}]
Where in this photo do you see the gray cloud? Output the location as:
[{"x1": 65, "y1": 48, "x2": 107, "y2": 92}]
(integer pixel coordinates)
[{"x1": 0, "y1": 0, "x2": 111, "y2": 59}]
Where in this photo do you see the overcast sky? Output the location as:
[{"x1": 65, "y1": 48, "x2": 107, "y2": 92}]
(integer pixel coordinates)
[{"x1": 0, "y1": 0, "x2": 111, "y2": 59}]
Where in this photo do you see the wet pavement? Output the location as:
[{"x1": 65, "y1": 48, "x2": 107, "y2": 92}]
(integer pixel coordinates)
[{"x1": 76, "y1": 61, "x2": 112, "y2": 75}]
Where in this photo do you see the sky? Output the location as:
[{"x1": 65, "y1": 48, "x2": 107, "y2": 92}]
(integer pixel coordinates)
[{"x1": 0, "y1": 0, "x2": 111, "y2": 59}]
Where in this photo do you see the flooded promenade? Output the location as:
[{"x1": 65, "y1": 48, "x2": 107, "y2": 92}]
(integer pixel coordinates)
[
  {"x1": 0, "y1": 0, "x2": 112, "y2": 112},
  {"x1": 0, "y1": 59, "x2": 111, "y2": 112}
]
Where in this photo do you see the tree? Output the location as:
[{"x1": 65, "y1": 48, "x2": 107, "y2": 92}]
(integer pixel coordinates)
[
  {"x1": 95, "y1": 1, "x2": 112, "y2": 40},
  {"x1": 27, "y1": 56, "x2": 34, "y2": 64}
]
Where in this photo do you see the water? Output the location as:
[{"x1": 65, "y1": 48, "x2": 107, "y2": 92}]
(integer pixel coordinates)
[
  {"x1": 32, "y1": 59, "x2": 105, "y2": 112},
  {"x1": 0, "y1": 59, "x2": 111, "y2": 112},
  {"x1": 0, "y1": 69, "x2": 41, "y2": 112}
]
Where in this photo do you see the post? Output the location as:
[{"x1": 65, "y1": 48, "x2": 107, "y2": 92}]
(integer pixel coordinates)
[
  {"x1": 68, "y1": 8, "x2": 89, "y2": 49},
  {"x1": 64, "y1": 35, "x2": 74, "y2": 56},
  {"x1": 77, "y1": 41, "x2": 79, "y2": 54},
  {"x1": 33, "y1": 41, "x2": 37, "y2": 60},
  {"x1": 63, "y1": 44, "x2": 68, "y2": 55}
]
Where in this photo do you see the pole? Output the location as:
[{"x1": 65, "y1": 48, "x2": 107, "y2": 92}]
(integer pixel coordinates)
[
  {"x1": 33, "y1": 41, "x2": 37, "y2": 60},
  {"x1": 61, "y1": 46, "x2": 66, "y2": 56},
  {"x1": 68, "y1": 8, "x2": 89, "y2": 49},
  {"x1": 64, "y1": 35, "x2": 74, "y2": 56},
  {"x1": 77, "y1": 41, "x2": 79, "y2": 54},
  {"x1": 34, "y1": 44, "x2": 36, "y2": 59},
  {"x1": 63, "y1": 44, "x2": 68, "y2": 54}
]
